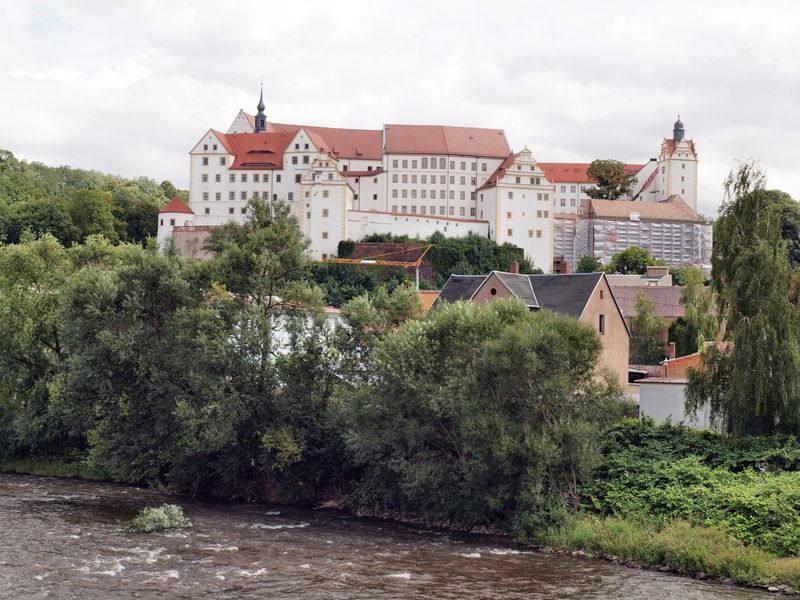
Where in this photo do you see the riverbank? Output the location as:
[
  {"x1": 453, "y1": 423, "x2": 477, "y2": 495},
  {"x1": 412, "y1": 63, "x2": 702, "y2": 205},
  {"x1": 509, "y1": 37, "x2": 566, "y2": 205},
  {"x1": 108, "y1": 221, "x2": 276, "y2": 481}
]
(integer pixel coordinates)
[{"x1": 3, "y1": 461, "x2": 800, "y2": 595}]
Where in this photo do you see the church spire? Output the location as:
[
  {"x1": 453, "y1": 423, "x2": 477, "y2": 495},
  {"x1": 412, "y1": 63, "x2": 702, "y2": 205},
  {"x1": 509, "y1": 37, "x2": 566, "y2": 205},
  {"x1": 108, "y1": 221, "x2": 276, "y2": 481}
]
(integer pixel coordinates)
[
  {"x1": 672, "y1": 114, "x2": 685, "y2": 142},
  {"x1": 255, "y1": 83, "x2": 267, "y2": 133}
]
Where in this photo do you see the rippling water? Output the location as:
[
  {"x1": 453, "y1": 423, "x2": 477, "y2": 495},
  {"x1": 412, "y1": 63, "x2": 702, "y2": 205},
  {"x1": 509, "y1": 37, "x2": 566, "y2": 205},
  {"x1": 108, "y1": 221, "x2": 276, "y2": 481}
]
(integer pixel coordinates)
[{"x1": 0, "y1": 473, "x2": 771, "y2": 599}]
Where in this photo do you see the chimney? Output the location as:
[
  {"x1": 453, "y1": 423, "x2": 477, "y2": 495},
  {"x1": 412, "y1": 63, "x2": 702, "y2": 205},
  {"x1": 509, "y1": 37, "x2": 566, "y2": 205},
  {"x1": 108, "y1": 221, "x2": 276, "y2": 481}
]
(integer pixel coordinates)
[
  {"x1": 667, "y1": 342, "x2": 676, "y2": 360},
  {"x1": 559, "y1": 260, "x2": 570, "y2": 274},
  {"x1": 509, "y1": 260, "x2": 520, "y2": 274}
]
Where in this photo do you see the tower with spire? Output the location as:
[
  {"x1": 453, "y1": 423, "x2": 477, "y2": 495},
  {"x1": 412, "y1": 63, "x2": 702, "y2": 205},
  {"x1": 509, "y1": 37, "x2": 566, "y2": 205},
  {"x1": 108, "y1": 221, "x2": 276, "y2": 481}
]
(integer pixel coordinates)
[
  {"x1": 254, "y1": 85, "x2": 267, "y2": 133},
  {"x1": 652, "y1": 114, "x2": 698, "y2": 211}
]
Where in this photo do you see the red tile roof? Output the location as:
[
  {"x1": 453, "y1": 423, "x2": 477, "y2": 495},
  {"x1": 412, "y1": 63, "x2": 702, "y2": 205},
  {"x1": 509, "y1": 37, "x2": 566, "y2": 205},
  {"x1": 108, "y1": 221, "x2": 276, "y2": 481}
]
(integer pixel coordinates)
[
  {"x1": 611, "y1": 286, "x2": 685, "y2": 319},
  {"x1": 212, "y1": 129, "x2": 295, "y2": 170},
  {"x1": 663, "y1": 138, "x2": 697, "y2": 156},
  {"x1": 477, "y1": 153, "x2": 516, "y2": 191},
  {"x1": 263, "y1": 120, "x2": 383, "y2": 161},
  {"x1": 160, "y1": 197, "x2": 194, "y2": 214},
  {"x1": 539, "y1": 162, "x2": 644, "y2": 184},
  {"x1": 383, "y1": 124, "x2": 510, "y2": 158},
  {"x1": 586, "y1": 195, "x2": 703, "y2": 223},
  {"x1": 342, "y1": 168, "x2": 385, "y2": 177}
]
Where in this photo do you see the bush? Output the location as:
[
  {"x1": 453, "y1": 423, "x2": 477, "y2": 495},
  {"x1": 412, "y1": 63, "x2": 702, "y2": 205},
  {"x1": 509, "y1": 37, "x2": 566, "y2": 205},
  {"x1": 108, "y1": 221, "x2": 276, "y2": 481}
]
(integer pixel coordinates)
[{"x1": 126, "y1": 504, "x2": 192, "y2": 533}]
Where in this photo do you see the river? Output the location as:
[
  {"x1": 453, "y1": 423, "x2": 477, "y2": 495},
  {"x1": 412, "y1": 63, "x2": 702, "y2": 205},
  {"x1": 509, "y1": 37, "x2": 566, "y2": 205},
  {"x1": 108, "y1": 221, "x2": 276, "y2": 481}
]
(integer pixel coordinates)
[{"x1": 0, "y1": 473, "x2": 772, "y2": 599}]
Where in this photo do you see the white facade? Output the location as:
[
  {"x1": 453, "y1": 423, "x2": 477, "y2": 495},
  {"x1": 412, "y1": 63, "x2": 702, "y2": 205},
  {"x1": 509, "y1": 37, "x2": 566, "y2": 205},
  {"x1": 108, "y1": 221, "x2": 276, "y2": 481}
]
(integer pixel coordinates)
[
  {"x1": 639, "y1": 379, "x2": 718, "y2": 430},
  {"x1": 157, "y1": 101, "x2": 704, "y2": 275}
]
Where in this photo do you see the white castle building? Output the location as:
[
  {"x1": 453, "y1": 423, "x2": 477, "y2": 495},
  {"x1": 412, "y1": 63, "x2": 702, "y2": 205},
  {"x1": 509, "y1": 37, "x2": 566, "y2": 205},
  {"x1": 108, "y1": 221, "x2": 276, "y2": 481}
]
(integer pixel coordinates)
[{"x1": 157, "y1": 90, "x2": 704, "y2": 272}]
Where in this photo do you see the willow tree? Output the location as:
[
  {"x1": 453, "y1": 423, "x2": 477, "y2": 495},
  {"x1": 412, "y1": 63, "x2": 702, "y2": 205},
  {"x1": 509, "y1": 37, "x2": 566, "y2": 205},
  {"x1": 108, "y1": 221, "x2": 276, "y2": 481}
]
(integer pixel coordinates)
[
  {"x1": 669, "y1": 266, "x2": 718, "y2": 356},
  {"x1": 686, "y1": 163, "x2": 800, "y2": 435},
  {"x1": 630, "y1": 290, "x2": 666, "y2": 364}
]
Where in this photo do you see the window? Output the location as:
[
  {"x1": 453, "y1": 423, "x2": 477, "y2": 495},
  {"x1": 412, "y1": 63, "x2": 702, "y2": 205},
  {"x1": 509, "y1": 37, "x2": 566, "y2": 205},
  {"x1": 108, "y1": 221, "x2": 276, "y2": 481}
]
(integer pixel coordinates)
[
  {"x1": 531, "y1": 177, "x2": 540, "y2": 185},
  {"x1": 421, "y1": 206, "x2": 427, "y2": 215},
  {"x1": 392, "y1": 189, "x2": 398, "y2": 198},
  {"x1": 570, "y1": 185, "x2": 576, "y2": 192},
  {"x1": 322, "y1": 231, "x2": 328, "y2": 239},
  {"x1": 201, "y1": 174, "x2": 208, "y2": 183},
  {"x1": 229, "y1": 191, "x2": 235, "y2": 200},
  {"x1": 431, "y1": 205, "x2": 436, "y2": 215},
  {"x1": 328, "y1": 173, "x2": 333, "y2": 180},
  {"x1": 507, "y1": 228, "x2": 513, "y2": 236},
  {"x1": 215, "y1": 174, "x2": 221, "y2": 183},
  {"x1": 561, "y1": 199, "x2": 566, "y2": 206},
  {"x1": 295, "y1": 174, "x2": 301, "y2": 183},
  {"x1": 241, "y1": 174, "x2": 247, "y2": 183},
  {"x1": 681, "y1": 176, "x2": 685, "y2": 182},
  {"x1": 288, "y1": 192, "x2": 294, "y2": 201},
  {"x1": 471, "y1": 177, "x2": 476, "y2": 186},
  {"x1": 449, "y1": 161, "x2": 455, "y2": 169},
  {"x1": 439, "y1": 158, "x2": 446, "y2": 169},
  {"x1": 411, "y1": 206, "x2": 417, "y2": 214},
  {"x1": 440, "y1": 190, "x2": 446, "y2": 199},
  {"x1": 528, "y1": 229, "x2": 533, "y2": 237},
  {"x1": 202, "y1": 157, "x2": 208, "y2": 166},
  {"x1": 536, "y1": 230, "x2": 542, "y2": 238},
  {"x1": 276, "y1": 175, "x2": 281, "y2": 182},
  {"x1": 422, "y1": 157, "x2": 428, "y2": 169},
  {"x1": 508, "y1": 191, "x2": 514, "y2": 199},
  {"x1": 262, "y1": 191, "x2": 269, "y2": 199},
  {"x1": 600, "y1": 290, "x2": 605, "y2": 299},
  {"x1": 402, "y1": 174, "x2": 408, "y2": 183},
  {"x1": 215, "y1": 192, "x2": 221, "y2": 201},
  {"x1": 537, "y1": 193, "x2": 542, "y2": 201},
  {"x1": 598, "y1": 314, "x2": 605, "y2": 335},
  {"x1": 537, "y1": 210, "x2": 542, "y2": 218},
  {"x1": 264, "y1": 174, "x2": 269, "y2": 182},
  {"x1": 401, "y1": 205, "x2": 407, "y2": 213},
  {"x1": 204, "y1": 207, "x2": 210, "y2": 215},
  {"x1": 253, "y1": 174, "x2": 260, "y2": 183},
  {"x1": 470, "y1": 206, "x2": 476, "y2": 217},
  {"x1": 323, "y1": 190, "x2": 329, "y2": 198},
  {"x1": 212, "y1": 144, "x2": 217, "y2": 151},
  {"x1": 304, "y1": 143, "x2": 309, "y2": 150},
  {"x1": 229, "y1": 207, "x2": 235, "y2": 214},
  {"x1": 411, "y1": 190, "x2": 417, "y2": 199},
  {"x1": 431, "y1": 157, "x2": 438, "y2": 169},
  {"x1": 322, "y1": 208, "x2": 329, "y2": 217},
  {"x1": 241, "y1": 207, "x2": 247, "y2": 214},
  {"x1": 544, "y1": 210, "x2": 549, "y2": 218},
  {"x1": 459, "y1": 207, "x2": 465, "y2": 216},
  {"x1": 571, "y1": 199, "x2": 576, "y2": 207},
  {"x1": 460, "y1": 191, "x2": 465, "y2": 200},
  {"x1": 292, "y1": 156, "x2": 298, "y2": 165},
  {"x1": 460, "y1": 161, "x2": 466, "y2": 170},
  {"x1": 516, "y1": 177, "x2": 521, "y2": 184},
  {"x1": 295, "y1": 143, "x2": 299, "y2": 150},
  {"x1": 471, "y1": 162, "x2": 477, "y2": 170},
  {"x1": 412, "y1": 175, "x2": 417, "y2": 184},
  {"x1": 303, "y1": 155, "x2": 309, "y2": 164},
  {"x1": 170, "y1": 218, "x2": 175, "y2": 226},
  {"x1": 449, "y1": 190, "x2": 454, "y2": 199},
  {"x1": 561, "y1": 185, "x2": 566, "y2": 192},
  {"x1": 507, "y1": 211, "x2": 512, "y2": 218},
  {"x1": 682, "y1": 163, "x2": 686, "y2": 169},
  {"x1": 402, "y1": 159, "x2": 408, "y2": 168},
  {"x1": 460, "y1": 176, "x2": 466, "y2": 185},
  {"x1": 544, "y1": 193, "x2": 549, "y2": 202},
  {"x1": 439, "y1": 206, "x2": 445, "y2": 215},
  {"x1": 393, "y1": 174, "x2": 399, "y2": 183},
  {"x1": 449, "y1": 176, "x2": 455, "y2": 185},
  {"x1": 241, "y1": 191, "x2": 247, "y2": 200},
  {"x1": 392, "y1": 159, "x2": 399, "y2": 168},
  {"x1": 354, "y1": 193, "x2": 358, "y2": 200},
  {"x1": 430, "y1": 189, "x2": 436, "y2": 198},
  {"x1": 449, "y1": 206, "x2": 454, "y2": 215},
  {"x1": 440, "y1": 175, "x2": 446, "y2": 184},
  {"x1": 482, "y1": 163, "x2": 487, "y2": 172},
  {"x1": 202, "y1": 192, "x2": 209, "y2": 201},
  {"x1": 421, "y1": 174, "x2": 427, "y2": 184},
  {"x1": 402, "y1": 190, "x2": 408, "y2": 199},
  {"x1": 392, "y1": 205, "x2": 398, "y2": 212},
  {"x1": 412, "y1": 160, "x2": 418, "y2": 169},
  {"x1": 203, "y1": 144, "x2": 208, "y2": 151},
  {"x1": 661, "y1": 166, "x2": 666, "y2": 174},
  {"x1": 373, "y1": 194, "x2": 378, "y2": 200}
]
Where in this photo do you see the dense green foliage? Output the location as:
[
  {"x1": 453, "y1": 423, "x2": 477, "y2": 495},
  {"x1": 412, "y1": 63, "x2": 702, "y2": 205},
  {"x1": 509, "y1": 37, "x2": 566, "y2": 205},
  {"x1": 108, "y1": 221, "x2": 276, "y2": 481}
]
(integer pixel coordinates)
[
  {"x1": 629, "y1": 290, "x2": 666, "y2": 364},
  {"x1": 576, "y1": 255, "x2": 604, "y2": 273},
  {"x1": 0, "y1": 149, "x2": 182, "y2": 245},
  {"x1": 607, "y1": 246, "x2": 663, "y2": 275},
  {"x1": 126, "y1": 504, "x2": 192, "y2": 533},
  {"x1": 340, "y1": 300, "x2": 625, "y2": 532},
  {"x1": 689, "y1": 163, "x2": 800, "y2": 435},
  {"x1": 669, "y1": 266, "x2": 718, "y2": 356},
  {"x1": 587, "y1": 419, "x2": 800, "y2": 555},
  {"x1": 584, "y1": 159, "x2": 637, "y2": 200}
]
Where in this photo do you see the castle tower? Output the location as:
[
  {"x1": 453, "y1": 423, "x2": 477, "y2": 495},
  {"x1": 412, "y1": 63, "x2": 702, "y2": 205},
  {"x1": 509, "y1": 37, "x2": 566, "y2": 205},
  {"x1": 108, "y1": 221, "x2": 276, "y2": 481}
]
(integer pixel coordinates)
[
  {"x1": 254, "y1": 85, "x2": 267, "y2": 133},
  {"x1": 654, "y1": 115, "x2": 698, "y2": 211}
]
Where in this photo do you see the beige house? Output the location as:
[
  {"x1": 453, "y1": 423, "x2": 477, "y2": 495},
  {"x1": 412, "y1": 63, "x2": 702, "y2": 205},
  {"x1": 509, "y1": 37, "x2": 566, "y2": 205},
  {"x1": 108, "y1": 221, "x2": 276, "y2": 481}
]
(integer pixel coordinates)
[{"x1": 437, "y1": 271, "x2": 630, "y2": 388}]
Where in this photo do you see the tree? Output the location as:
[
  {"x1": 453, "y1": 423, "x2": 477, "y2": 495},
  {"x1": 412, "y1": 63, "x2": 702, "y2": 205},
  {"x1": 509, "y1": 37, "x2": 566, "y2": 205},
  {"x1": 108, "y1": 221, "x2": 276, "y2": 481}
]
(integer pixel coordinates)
[
  {"x1": 585, "y1": 159, "x2": 637, "y2": 200},
  {"x1": 339, "y1": 299, "x2": 624, "y2": 532},
  {"x1": 763, "y1": 189, "x2": 800, "y2": 266},
  {"x1": 576, "y1": 255, "x2": 604, "y2": 273},
  {"x1": 4, "y1": 199, "x2": 80, "y2": 245},
  {"x1": 629, "y1": 290, "x2": 666, "y2": 364},
  {"x1": 607, "y1": 246, "x2": 662, "y2": 275},
  {"x1": 668, "y1": 266, "x2": 718, "y2": 356},
  {"x1": 63, "y1": 189, "x2": 119, "y2": 243},
  {"x1": 687, "y1": 162, "x2": 800, "y2": 435}
]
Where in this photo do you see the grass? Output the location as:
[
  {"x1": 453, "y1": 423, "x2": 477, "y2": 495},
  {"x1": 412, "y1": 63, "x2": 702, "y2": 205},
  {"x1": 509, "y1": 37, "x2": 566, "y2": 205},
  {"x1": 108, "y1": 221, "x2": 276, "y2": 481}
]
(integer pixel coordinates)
[
  {"x1": 535, "y1": 512, "x2": 800, "y2": 589},
  {"x1": 0, "y1": 457, "x2": 106, "y2": 480}
]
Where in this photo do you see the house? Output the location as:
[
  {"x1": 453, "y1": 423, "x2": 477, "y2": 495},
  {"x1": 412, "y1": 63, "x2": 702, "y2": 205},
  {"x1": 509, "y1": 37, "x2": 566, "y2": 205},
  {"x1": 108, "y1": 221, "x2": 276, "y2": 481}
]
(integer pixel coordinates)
[
  {"x1": 437, "y1": 271, "x2": 630, "y2": 388},
  {"x1": 611, "y1": 284, "x2": 685, "y2": 346}
]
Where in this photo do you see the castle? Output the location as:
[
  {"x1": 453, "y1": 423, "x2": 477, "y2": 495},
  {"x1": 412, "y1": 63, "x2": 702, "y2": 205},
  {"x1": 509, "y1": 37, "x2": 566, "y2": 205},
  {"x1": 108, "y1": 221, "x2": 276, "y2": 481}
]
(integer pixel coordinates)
[{"x1": 157, "y1": 88, "x2": 709, "y2": 272}]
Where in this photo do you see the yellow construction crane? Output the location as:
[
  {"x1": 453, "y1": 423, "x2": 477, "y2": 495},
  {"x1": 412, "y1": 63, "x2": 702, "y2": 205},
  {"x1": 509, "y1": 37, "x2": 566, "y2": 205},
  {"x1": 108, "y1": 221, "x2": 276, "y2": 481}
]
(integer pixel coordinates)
[{"x1": 322, "y1": 244, "x2": 432, "y2": 290}]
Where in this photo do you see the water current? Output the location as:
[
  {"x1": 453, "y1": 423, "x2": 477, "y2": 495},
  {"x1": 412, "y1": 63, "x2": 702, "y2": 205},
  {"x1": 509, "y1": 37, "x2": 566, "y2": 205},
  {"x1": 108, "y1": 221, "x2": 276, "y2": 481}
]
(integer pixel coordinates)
[{"x1": 0, "y1": 473, "x2": 772, "y2": 599}]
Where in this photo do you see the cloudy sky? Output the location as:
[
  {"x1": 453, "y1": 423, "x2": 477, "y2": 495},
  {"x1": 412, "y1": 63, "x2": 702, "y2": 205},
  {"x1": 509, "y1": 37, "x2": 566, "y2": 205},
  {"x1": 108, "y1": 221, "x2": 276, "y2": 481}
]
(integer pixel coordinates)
[{"x1": 2, "y1": 0, "x2": 798, "y2": 216}]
